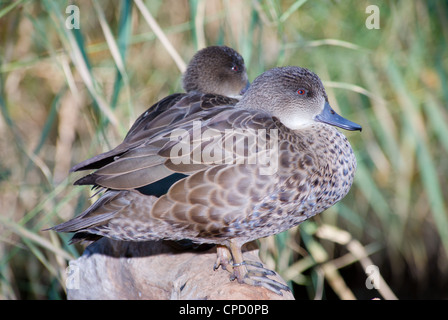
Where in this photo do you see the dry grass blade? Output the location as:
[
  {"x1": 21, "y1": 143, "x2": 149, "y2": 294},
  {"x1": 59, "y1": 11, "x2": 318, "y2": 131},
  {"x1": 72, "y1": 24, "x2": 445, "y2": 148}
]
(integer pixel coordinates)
[
  {"x1": 44, "y1": 0, "x2": 120, "y2": 129},
  {"x1": 0, "y1": 0, "x2": 28, "y2": 19},
  {"x1": 299, "y1": 222, "x2": 356, "y2": 299},
  {"x1": 323, "y1": 81, "x2": 385, "y2": 104},
  {"x1": 316, "y1": 224, "x2": 398, "y2": 300},
  {"x1": 279, "y1": 0, "x2": 307, "y2": 22},
  {"x1": 134, "y1": 0, "x2": 187, "y2": 72},
  {"x1": 92, "y1": 0, "x2": 133, "y2": 121},
  {"x1": 92, "y1": 0, "x2": 129, "y2": 82},
  {"x1": 192, "y1": 0, "x2": 207, "y2": 49},
  {"x1": 1, "y1": 217, "x2": 74, "y2": 261},
  {"x1": 304, "y1": 38, "x2": 369, "y2": 52}
]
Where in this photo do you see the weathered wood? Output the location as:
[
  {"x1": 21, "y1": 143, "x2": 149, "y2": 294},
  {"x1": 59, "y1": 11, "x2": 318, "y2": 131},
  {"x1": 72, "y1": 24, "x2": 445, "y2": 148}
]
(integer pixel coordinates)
[{"x1": 66, "y1": 238, "x2": 294, "y2": 300}]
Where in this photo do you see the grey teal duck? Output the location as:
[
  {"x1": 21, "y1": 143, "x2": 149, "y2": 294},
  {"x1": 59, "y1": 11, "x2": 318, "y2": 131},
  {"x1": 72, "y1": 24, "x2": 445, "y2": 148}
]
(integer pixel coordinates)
[
  {"x1": 70, "y1": 45, "x2": 249, "y2": 175},
  {"x1": 51, "y1": 66, "x2": 361, "y2": 295}
]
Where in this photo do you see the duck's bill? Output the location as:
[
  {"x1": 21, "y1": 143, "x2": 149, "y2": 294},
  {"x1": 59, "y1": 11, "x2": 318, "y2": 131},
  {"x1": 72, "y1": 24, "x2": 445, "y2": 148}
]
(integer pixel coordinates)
[{"x1": 315, "y1": 102, "x2": 362, "y2": 131}]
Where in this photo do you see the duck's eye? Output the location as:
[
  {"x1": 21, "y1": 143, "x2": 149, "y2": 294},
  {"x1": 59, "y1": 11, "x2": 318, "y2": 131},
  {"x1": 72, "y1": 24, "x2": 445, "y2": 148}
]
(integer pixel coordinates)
[
  {"x1": 231, "y1": 65, "x2": 239, "y2": 72},
  {"x1": 297, "y1": 89, "x2": 307, "y2": 96}
]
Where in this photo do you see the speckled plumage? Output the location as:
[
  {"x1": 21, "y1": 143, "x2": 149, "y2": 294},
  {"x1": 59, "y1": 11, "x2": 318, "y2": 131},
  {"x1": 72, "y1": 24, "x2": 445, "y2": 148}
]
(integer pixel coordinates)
[
  {"x1": 51, "y1": 66, "x2": 361, "y2": 294},
  {"x1": 65, "y1": 122, "x2": 356, "y2": 245}
]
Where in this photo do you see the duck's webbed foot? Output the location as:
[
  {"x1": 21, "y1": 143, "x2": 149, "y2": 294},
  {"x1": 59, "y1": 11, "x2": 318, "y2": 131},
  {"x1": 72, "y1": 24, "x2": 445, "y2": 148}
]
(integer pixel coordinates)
[
  {"x1": 215, "y1": 242, "x2": 291, "y2": 296},
  {"x1": 230, "y1": 260, "x2": 291, "y2": 296}
]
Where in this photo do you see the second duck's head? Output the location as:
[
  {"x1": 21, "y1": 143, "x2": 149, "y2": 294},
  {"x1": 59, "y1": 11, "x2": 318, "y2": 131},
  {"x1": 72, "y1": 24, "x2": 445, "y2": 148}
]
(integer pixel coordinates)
[
  {"x1": 238, "y1": 66, "x2": 362, "y2": 132},
  {"x1": 182, "y1": 46, "x2": 249, "y2": 98}
]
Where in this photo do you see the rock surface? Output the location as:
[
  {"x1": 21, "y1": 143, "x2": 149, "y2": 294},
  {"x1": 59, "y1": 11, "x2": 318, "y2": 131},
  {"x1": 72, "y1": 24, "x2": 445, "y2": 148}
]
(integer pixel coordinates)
[{"x1": 66, "y1": 238, "x2": 294, "y2": 300}]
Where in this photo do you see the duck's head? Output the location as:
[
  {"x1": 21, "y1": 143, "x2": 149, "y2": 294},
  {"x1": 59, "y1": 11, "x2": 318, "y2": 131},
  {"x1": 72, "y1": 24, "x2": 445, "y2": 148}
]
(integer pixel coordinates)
[
  {"x1": 182, "y1": 46, "x2": 249, "y2": 98},
  {"x1": 238, "y1": 66, "x2": 362, "y2": 132}
]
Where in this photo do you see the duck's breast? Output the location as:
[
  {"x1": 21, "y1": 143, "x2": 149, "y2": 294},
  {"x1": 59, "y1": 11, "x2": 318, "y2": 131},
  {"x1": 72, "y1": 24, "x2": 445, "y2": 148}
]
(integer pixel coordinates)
[{"x1": 238, "y1": 124, "x2": 357, "y2": 239}]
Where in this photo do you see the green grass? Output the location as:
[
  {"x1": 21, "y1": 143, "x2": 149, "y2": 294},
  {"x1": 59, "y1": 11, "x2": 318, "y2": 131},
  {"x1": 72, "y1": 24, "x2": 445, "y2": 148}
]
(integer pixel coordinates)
[{"x1": 1, "y1": 0, "x2": 447, "y2": 299}]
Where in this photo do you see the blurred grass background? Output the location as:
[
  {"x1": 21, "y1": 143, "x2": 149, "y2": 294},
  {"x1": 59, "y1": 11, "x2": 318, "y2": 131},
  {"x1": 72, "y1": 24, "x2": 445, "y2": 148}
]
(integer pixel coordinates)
[{"x1": 0, "y1": 0, "x2": 447, "y2": 299}]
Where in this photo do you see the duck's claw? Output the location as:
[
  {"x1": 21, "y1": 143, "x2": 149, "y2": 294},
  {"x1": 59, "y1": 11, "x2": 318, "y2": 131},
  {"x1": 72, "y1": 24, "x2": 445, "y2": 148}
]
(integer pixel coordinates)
[
  {"x1": 214, "y1": 241, "x2": 290, "y2": 295},
  {"x1": 229, "y1": 260, "x2": 290, "y2": 295},
  {"x1": 234, "y1": 273, "x2": 291, "y2": 296}
]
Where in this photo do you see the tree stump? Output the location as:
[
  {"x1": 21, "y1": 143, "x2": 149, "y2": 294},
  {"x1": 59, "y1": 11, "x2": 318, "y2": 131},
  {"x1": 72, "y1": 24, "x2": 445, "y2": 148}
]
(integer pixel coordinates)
[{"x1": 66, "y1": 238, "x2": 294, "y2": 300}]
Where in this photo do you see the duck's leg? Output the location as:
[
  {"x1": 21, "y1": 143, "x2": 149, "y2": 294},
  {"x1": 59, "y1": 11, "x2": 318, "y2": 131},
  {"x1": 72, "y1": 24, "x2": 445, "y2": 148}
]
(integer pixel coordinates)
[
  {"x1": 214, "y1": 243, "x2": 268, "y2": 275},
  {"x1": 214, "y1": 244, "x2": 234, "y2": 273},
  {"x1": 226, "y1": 240, "x2": 291, "y2": 295}
]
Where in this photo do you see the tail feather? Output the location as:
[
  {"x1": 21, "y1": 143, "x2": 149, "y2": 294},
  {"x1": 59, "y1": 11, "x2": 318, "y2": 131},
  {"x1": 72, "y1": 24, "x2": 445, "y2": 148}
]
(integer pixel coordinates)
[
  {"x1": 49, "y1": 190, "x2": 123, "y2": 234},
  {"x1": 73, "y1": 173, "x2": 100, "y2": 186}
]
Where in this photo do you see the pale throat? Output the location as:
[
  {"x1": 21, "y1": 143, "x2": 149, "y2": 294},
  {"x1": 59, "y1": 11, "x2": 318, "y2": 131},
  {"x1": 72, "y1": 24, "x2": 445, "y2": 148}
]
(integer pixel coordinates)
[{"x1": 281, "y1": 116, "x2": 315, "y2": 130}]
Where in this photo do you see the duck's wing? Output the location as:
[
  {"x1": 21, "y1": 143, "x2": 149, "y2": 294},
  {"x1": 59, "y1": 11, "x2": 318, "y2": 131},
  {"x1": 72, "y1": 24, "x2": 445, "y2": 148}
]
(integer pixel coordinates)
[
  {"x1": 53, "y1": 100, "x2": 291, "y2": 244},
  {"x1": 70, "y1": 93, "x2": 237, "y2": 172},
  {"x1": 53, "y1": 111, "x2": 282, "y2": 243},
  {"x1": 74, "y1": 102, "x2": 279, "y2": 192}
]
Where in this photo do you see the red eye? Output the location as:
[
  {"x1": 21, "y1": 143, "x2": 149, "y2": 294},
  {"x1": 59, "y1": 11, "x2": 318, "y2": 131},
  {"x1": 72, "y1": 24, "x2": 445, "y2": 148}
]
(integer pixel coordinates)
[
  {"x1": 297, "y1": 89, "x2": 306, "y2": 95},
  {"x1": 231, "y1": 65, "x2": 239, "y2": 72}
]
